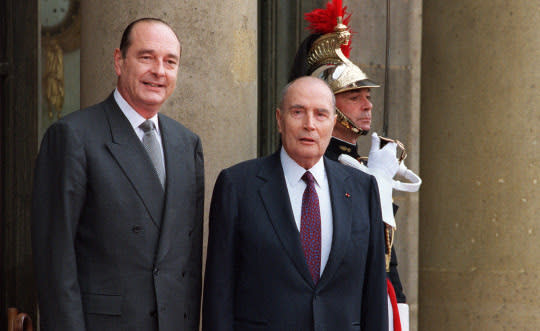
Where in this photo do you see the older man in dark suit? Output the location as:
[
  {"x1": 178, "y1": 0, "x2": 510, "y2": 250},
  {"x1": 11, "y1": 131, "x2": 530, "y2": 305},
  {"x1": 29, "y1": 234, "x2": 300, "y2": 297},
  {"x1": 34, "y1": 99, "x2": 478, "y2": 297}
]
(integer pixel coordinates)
[
  {"x1": 203, "y1": 76, "x2": 387, "y2": 331},
  {"x1": 31, "y1": 18, "x2": 204, "y2": 330}
]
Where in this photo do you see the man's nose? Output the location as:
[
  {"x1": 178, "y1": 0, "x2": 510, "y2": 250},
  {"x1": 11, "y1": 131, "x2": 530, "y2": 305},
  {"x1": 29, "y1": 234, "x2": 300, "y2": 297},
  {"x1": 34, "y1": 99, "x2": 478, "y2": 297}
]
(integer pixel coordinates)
[
  {"x1": 364, "y1": 99, "x2": 373, "y2": 111},
  {"x1": 152, "y1": 59, "x2": 166, "y2": 75},
  {"x1": 304, "y1": 113, "x2": 316, "y2": 130}
]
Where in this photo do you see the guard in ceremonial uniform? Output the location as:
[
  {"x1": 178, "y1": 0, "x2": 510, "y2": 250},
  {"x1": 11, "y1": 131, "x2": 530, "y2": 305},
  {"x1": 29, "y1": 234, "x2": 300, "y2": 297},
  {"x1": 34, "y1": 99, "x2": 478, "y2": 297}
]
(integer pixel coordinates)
[{"x1": 289, "y1": 1, "x2": 422, "y2": 330}]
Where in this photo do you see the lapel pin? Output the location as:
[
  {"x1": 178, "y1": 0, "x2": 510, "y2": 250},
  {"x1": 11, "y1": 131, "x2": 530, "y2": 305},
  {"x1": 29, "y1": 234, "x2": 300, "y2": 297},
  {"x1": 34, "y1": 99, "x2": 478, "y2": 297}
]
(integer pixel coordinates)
[{"x1": 345, "y1": 193, "x2": 351, "y2": 198}]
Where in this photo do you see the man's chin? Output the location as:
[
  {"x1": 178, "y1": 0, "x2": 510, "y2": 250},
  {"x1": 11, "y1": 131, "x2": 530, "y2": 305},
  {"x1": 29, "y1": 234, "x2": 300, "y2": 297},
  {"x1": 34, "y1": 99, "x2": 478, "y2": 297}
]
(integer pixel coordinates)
[
  {"x1": 140, "y1": 96, "x2": 166, "y2": 108},
  {"x1": 358, "y1": 124, "x2": 371, "y2": 132}
]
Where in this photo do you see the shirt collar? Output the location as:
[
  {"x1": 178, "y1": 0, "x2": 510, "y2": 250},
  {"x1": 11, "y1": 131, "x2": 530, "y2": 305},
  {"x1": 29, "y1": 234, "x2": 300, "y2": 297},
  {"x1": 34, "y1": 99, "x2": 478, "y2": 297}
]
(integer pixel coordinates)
[
  {"x1": 280, "y1": 147, "x2": 327, "y2": 189},
  {"x1": 114, "y1": 89, "x2": 160, "y2": 134}
]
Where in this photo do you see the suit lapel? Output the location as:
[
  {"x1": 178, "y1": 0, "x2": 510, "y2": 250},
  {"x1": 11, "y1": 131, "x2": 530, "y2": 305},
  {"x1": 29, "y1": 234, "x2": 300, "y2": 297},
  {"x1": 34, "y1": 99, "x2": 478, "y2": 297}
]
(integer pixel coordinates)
[
  {"x1": 317, "y1": 158, "x2": 353, "y2": 288},
  {"x1": 103, "y1": 95, "x2": 165, "y2": 229},
  {"x1": 258, "y1": 152, "x2": 315, "y2": 286},
  {"x1": 154, "y1": 115, "x2": 188, "y2": 262}
]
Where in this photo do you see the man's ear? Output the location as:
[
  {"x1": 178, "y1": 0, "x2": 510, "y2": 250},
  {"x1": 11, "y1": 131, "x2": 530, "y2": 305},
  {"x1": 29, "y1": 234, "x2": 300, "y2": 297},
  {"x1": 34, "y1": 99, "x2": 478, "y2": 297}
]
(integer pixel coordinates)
[
  {"x1": 113, "y1": 48, "x2": 123, "y2": 76},
  {"x1": 275, "y1": 108, "x2": 283, "y2": 133}
]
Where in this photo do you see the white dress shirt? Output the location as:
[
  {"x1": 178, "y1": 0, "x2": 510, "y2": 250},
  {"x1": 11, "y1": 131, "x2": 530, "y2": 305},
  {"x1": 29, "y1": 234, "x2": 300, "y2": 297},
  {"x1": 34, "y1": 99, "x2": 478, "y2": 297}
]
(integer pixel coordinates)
[
  {"x1": 280, "y1": 147, "x2": 333, "y2": 275},
  {"x1": 114, "y1": 89, "x2": 165, "y2": 164}
]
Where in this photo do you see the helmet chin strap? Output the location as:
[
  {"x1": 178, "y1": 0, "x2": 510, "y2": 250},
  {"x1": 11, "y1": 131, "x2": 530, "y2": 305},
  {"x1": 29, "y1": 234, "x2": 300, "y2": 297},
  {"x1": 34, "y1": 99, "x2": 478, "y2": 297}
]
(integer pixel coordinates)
[{"x1": 336, "y1": 107, "x2": 368, "y2": 136}]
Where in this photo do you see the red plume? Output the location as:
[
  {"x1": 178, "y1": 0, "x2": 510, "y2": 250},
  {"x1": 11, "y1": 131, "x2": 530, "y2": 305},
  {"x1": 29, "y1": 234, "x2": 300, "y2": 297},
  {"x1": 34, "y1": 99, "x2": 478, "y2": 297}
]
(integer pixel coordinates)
[{"x1": 304, "y1": 0, "x2": 352, "y2": 57}]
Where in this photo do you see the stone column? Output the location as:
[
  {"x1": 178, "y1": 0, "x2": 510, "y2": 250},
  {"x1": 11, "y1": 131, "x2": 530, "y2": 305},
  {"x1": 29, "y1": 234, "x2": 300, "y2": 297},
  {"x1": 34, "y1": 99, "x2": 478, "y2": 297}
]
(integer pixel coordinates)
[
  {"x1": 349, "y1": 1, "x2": 423, "y2": 329},
  {"x1": 421, "y1": 1, "x2": 539, "y2": 329},
  {"x1": 80, "y1": 0, "x2": 257, "y2": 258}
]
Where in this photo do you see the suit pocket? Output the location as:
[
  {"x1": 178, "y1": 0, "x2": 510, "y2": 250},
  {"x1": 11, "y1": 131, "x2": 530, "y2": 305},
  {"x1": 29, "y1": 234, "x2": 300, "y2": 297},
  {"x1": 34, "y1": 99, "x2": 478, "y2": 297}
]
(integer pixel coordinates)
[{"x1": 82, "y1": 293, "x2": 122, "y2": 316}]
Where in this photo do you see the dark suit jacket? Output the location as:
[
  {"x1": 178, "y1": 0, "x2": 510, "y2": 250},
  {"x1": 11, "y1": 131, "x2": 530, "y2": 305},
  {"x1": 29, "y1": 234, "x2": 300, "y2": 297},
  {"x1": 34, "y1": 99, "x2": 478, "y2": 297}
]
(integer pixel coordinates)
[
  {"x1": 203, "y1": 151, "x2": 388, "y2": 331},
  {"x1": 31, "y1": 94, "x2": 204, "y2": 330},
  {"x1": 325, "y1": 137, "x2": 406, "y2": 303}
]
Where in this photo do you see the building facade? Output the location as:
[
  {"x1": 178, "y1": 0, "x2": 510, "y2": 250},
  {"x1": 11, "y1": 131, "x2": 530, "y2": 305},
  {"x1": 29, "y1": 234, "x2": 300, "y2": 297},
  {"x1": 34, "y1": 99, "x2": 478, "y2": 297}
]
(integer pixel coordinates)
[{"x1": 1, "y1": 0, "x2": 538, "y2": 330}]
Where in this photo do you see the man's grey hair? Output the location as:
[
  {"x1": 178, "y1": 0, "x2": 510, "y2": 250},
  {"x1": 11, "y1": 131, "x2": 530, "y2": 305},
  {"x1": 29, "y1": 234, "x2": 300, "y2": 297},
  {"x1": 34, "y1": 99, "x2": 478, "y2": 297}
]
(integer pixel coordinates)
[{"x1": 277, "y1": 76, "x2": 336, "y2": 111}]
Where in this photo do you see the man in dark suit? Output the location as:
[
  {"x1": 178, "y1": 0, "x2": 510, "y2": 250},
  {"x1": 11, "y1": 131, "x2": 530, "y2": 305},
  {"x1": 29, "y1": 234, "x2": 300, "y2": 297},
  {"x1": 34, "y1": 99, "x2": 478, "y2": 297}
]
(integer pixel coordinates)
[
  {"x1": 203, "y1": 76, "x2": 387, "y2": 331},
  {"x1": 288, "y1": 4, "x2": 422, "y2": 329},
  {"x1": 31, "y1": 18, "x2": 204, "y2": 330}
]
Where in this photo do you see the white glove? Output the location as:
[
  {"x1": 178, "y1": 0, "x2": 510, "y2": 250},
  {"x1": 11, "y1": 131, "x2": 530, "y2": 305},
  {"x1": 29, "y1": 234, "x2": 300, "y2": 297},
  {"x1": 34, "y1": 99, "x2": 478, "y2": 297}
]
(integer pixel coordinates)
[
  {"x1": 366, "y1": 132, "x2": 398, "y2": 228},
  {"x1": 368, "y1": 132, "x2": 422, "y2": 194},
  {"x1": 337, "y1": 154, "x2": 370, "y2": 174},
  {"x1": 393, "y1": 162, "x2": 422, "y2": 193},
  {"x1": 338, "y1": 153, "x2": 396, "y2": 228},
  {"x1": 338, "y1": 133, "x2": 422, "y2": 227},
  {"x1": 367, "y1": 133, "x2": 399, "y2": 179}
]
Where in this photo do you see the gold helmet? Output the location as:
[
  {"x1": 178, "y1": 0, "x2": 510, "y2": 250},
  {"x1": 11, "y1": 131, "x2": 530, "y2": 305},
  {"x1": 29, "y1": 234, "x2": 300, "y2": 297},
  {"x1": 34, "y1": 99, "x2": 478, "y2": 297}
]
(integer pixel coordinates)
[{"x1": 289, "y1": 0, "x2": 379, "y2": 135}]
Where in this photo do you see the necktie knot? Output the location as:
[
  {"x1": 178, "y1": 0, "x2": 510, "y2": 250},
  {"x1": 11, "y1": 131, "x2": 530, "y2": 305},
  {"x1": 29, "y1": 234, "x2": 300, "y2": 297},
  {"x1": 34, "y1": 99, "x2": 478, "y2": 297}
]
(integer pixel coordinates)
[
  {"x1": 139, "y1": 120, "x2": 156, "y2": 133},
  {"x1": 302, "y1": 171, "x2": 315, "y2": 186}
]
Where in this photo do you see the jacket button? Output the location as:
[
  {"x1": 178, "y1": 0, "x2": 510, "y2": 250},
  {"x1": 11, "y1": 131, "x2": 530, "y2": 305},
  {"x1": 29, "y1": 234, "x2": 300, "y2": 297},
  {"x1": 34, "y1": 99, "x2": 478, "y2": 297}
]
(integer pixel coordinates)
[
  {"x1": 181, "y1": 271, "x2": 185, "y2": 278},
  {"x1": 149, "y1": 310, "x2": 157, "y2": 317},
  {"x1": 153, "y1": 268, "x2": 159, "y2": 276},
  {"x1": 132, "y1": 225, "x2": 143, "y2": 233}
]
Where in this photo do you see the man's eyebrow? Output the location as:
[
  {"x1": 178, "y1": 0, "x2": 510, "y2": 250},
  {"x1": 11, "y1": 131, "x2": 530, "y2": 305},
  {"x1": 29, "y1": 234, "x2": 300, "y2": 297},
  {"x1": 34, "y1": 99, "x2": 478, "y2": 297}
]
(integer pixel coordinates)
[
  {"x1": 166, "y1": 53, "x2": 180, "y2": 61},
  {"x1": 288, "y1": 104, "x2": 306, "y2": 110},
  {"x1": 136, "y1": 49, "x2": 180, "y2": 61},
  {"x1": 316, "y1": 108, "x2": 331, "y2": 113},
  {"x1": 136, "y1": 49, "x2": 154, "y2": 55}
]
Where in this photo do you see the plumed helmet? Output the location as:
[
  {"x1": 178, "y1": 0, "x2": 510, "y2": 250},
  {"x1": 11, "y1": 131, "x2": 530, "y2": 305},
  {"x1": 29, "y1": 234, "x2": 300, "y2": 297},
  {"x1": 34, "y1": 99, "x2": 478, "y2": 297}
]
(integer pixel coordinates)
[{"x1": 289, "y1": 0, "x2": 379, "y2": 135}]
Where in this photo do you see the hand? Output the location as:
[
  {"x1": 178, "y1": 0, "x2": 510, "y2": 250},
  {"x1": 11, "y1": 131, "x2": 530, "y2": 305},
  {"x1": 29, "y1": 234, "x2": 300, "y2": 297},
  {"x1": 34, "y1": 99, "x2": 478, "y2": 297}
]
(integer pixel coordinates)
[
  {"x1": 367, "y1": 133, "x2": 399, "y2": 227},
  {"x1": 339, "y1": 152, "x2": 395, "y2": 227},
  {"x1": 367, "y1": 132, "x2": 399, "y2": 179},
  {"x1": 393, "y1": 162, "x2": 422, "y2": 192}
]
